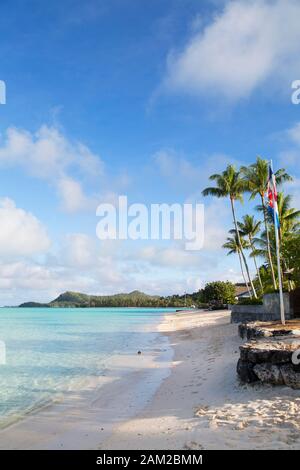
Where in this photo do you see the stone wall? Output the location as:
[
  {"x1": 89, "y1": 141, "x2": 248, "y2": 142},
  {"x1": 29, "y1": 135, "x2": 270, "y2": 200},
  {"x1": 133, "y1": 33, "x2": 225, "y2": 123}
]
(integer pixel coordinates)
[
  {"x1": 231, "y1": 292, "x2": 293, "y2": 323},
  {"x1": 238, "y1": 321, "x2": 300, "y2": 340},
  {"x1": 237, "y1": 336, "x2": 300, "y2": 388}
]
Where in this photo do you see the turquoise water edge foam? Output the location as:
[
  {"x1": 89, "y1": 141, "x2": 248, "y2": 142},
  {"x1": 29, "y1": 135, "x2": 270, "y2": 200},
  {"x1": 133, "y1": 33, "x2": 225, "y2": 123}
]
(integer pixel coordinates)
[{"x1": 0, "y1": 307, "x2": 175, "y2": 429}]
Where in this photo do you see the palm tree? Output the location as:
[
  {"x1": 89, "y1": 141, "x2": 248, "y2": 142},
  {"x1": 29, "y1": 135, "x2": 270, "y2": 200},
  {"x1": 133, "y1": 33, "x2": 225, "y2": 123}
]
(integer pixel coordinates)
[
  {"x1": 257, "y1": 192, "x2": 300, "y2": 237},
  {"x1": 256, "y1": 191, "x2": 300, "y2": 291},
  {"x1": 202, "y1": 164, "x2": 257, "y2": 298},
  {"x1": 237, "y1": 215, "x2": 264, "y2": 293},
  {"x1": 241, "y1": 157, "x2": 292, "y2": 290},
  {"x1": 222, "y1": 235, "x2": 251, "y2": 297},
  {"x1": 275, "y1": 192, "x2": 300, "y2": 290},
  {"x1": 276, "y1": 193, "x2": 300, "y2": 237}
]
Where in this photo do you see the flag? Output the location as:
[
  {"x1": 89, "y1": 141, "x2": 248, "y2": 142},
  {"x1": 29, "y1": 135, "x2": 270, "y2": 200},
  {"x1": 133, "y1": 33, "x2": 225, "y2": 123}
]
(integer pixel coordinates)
[
  {"x1": 267, "y1": 165, "x2": 280, "y2": 228},
  {"x1": 267, "y1": 162, "x2": 285, "y2": 325}
]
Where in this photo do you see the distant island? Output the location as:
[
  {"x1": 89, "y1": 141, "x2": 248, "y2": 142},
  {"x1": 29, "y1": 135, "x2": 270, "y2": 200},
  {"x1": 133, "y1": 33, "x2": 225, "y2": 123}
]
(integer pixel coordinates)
[
  {"x1": 19, "y1": 281, "x2": 242, "y2": 309},
  {"x1": 19, "y1": 290, "x2": 195, "y2": 308}
]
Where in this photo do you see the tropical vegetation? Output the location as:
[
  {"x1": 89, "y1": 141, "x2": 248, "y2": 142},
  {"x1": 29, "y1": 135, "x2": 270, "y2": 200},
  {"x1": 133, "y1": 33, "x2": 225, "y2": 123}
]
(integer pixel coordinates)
[
  {"x1": 201, "y1": 281, "x2": 236, "y2": 306},
  {"x1": 203, "y1": 157, "x2": 299, "y2": 298},
  {"x1": 19, "y1": 283, "x2": 237, "y2": 309}
]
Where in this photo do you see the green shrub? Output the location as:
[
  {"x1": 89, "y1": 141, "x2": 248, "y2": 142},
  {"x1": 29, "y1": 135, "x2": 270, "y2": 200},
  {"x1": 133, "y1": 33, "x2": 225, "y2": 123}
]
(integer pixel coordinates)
[{"x1": 202, "y1": 281, "x2": 236, "y2": 305}]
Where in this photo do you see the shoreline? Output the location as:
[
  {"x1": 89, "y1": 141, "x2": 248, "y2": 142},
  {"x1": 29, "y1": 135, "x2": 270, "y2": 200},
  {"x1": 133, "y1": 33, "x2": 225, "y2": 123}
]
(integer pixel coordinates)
[
  {"x1": 101, "y1": 310, "x2": 300, "y2": 450},
  {"x1": 1, "y1": 309, "x2": 300, "y2": 449},
  {"x1": 0, "y1": 310, "x2": 174, "y2": 449}
]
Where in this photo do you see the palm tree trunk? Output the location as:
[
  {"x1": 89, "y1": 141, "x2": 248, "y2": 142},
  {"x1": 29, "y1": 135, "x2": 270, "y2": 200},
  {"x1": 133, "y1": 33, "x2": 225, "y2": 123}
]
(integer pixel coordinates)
[
  {"x1": 240, "y1": 245, "x2": 257, "y2": 299},
  {"x1": 249, "y1": 235, "x2": 264, "y2": 294},
  {"x1": 237, "y1": 249, "x2": 251, "y2": 297},
  {"x1": 261, "y1": 194, "x2": 277, "y2": 289},
  {"x1": 282, "y1": 258, "x2": 292, "y2": 292},
  {"x1": 279, "y1": 225, "x2": 293, "y2": 291},
  {"x1": 230, "y1": 198, "x2": 257, "y2": 298}
]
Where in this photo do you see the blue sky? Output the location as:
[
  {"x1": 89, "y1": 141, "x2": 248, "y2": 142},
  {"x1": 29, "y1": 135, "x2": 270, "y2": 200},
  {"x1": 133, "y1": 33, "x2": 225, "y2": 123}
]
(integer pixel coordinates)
[{"x1": 0, "y1": 0, "x2": 299, "y2": 305}]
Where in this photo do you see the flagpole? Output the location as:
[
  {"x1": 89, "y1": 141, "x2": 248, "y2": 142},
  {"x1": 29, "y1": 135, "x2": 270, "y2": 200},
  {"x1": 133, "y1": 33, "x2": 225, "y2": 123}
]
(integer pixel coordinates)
[{"x1": 270, "y1": 160, "x2": 285, "y2": 325}]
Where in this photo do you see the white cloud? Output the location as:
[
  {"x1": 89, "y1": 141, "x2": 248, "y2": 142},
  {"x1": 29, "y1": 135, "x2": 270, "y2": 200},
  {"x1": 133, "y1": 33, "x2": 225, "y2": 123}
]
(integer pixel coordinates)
[
  {"x1": 203, "y1": 199, "x2": 231, "y2": 250},
  {"x1": 278, "y1": 149, "x2": 299, "y2": 168},
  {"x1": 285, "y1": 177, "x2": 300, "y2": 207},
  {"x1": 0, "y1": 139, "x2": 245, "y2": 304},
  {"x1": 154, "y1": 149, "x2": 239, "y2": 192},
  {"x1": 0, "y1": 229, "x2": 244, "y2": 305},
  {"x1": 278, "y1": 121, "x2": 300, "y2": 169},
  {"x1": 0, "y1": 198, "x2": 50, "y2": 257},
  {"x1": 57, "y1": 177, "x2": 91, "y2": 213},
  {"x1": 287, "y1": 122, "x2": 300, "y2": 147},
  {"x1": 154, "y1": 149, "x2": 202, "y2": 187},
  {"x1": 139, "y1": 244, "x2": 201, "y2": 269},
  {"x1": 164, "y1": 0, "x2": 300, "y2": 101},
  {"x1": 76, "y1": 142, "x2": 105, "y2": 179},
  {"x1": 0, "y1": 125, "x2": 104, "y2": 212},
  {"x1": 0, "y1": 260, "x2": 102, "y2": 305},
  {"x1": 275, "y1": 122, "x2": 300, "y2": 204},
  {"x1": 153, "y1": 149, "x2": 236, "y2": 249},
  {"x1": 62, "y1": 233, "x2": 99, "y2": 268}
]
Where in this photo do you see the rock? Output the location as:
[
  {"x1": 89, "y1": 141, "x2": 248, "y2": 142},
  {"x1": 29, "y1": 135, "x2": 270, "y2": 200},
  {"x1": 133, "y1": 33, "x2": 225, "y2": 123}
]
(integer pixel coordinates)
[
  {"x1": 269, "y1": 349, "x2": 293, "y2": 364},
  {"x1": 253, "y1": 363, "x2": 284, "y2": 385},
  {"x1": 247, "y1": 346, "x2": 272, "y2": 364},
  {"x1": 240, "y1": 343, "x2": 271, "y2": 363},
  {"x1": 240, "y1": 337, "x2": 300, "y2": 364},
  {"x1": 238, "y1": 335, "x2": 300, "y2": 388},
  {"x1": 237, "y1": 359, "x2": 258, "y2": 383},
  {"x1": 238, "y1": 324, "x2": 247, "y2": 339},
  {"x1": 238, "y1": 320, "x2": 300, "y2": 340},
  {"x1": 281, "y1": 364, "x2": 300, "y2": 389},
  {"x1": 238, "y1": 322, "x2": 273, "y2": 340}
]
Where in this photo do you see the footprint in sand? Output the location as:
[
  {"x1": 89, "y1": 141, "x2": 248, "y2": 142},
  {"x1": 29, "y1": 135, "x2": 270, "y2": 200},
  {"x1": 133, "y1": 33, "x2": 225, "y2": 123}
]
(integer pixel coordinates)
[
  {"x1": 193, "y1": 396, "x2": 300, "y2": 445},
  {"x1": 194, "y1": 405, "x2": 210, "y2": 416},
  {"x1": 184, "y1": 441, "x2": 204, "y2": 450}
]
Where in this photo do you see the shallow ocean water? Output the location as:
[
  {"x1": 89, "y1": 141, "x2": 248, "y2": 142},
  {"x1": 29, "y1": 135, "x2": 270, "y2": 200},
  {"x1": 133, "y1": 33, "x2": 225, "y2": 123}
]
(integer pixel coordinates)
[{"x1": 0, "y1": 307, "x2": 174, "y2": 427}]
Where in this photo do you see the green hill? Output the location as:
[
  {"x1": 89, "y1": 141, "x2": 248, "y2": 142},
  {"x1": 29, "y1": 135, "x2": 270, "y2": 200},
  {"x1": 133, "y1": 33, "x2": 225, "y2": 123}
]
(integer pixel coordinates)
[
  {"x1": 18, "y1": 286, "x2": 213, "y2": 309},
  {"x1": 19, "y1": 302, "x2": 50, "y2": 308},
  {"x1": 20, "y1": 290, "x2": 164, "y2": 308},
  {"x1": 50, "y1": 291, "x2": 91, "y2": 305}
]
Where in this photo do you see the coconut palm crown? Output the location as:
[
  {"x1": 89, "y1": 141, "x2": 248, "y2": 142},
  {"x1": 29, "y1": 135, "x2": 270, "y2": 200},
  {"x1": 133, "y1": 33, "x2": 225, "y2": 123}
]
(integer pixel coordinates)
[
  {"x1": 241, "y1": 157, "x2": 292, "y2": 290},
  {"x1": 202, "y1": 164, "x2": 257, "y2": 298}
]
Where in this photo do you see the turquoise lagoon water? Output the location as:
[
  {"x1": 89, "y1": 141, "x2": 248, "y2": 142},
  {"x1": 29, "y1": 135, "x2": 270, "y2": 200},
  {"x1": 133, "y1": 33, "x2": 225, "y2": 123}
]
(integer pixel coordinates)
[{"x1": 0, "y1": 307, "x2": 174, "y2": 428}]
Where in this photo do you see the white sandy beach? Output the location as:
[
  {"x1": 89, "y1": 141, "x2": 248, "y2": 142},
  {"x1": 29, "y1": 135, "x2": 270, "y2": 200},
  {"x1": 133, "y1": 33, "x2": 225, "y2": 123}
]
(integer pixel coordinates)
[
  {"x1": 101, "y1": 310, "x2": 300, "y2": 450},
  {"x1": 1, "y1": 310, "x2": 300, "y2": 450}
]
